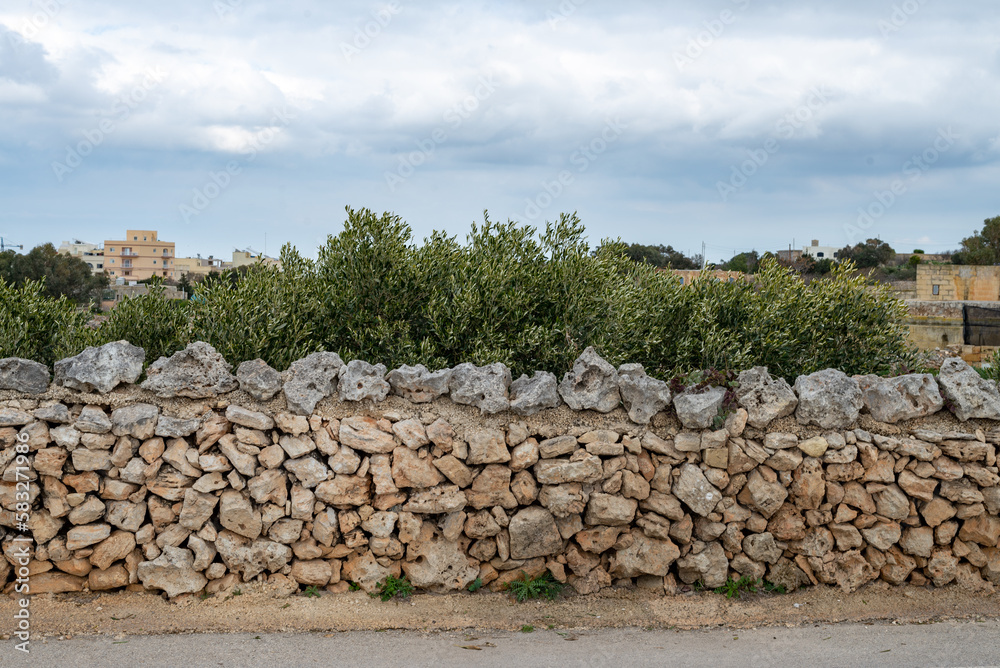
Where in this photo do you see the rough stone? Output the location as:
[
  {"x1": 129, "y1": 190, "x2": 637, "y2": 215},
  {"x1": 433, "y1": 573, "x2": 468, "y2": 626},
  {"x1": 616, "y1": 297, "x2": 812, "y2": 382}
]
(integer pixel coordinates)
[
  {"x1": 141, "y1": 342, "x2": 237, "y2": 398},
  {"x1": 534, "y1": 451, "x2": 603, "y2": 485},
  {"x1": 509, "y1": 371, "x2": 562, "y2": 416},
  {"x1": 401, "y1": 534, "x2": 479, "y2": 592},
  {"x1": 794, "y1": 369, "x2": 863, "y2": 429},
  {"x1": 402, "y1": 485, "x2": 467, "y2": 514},
  {"x1": 558, "y1": 347, "x2": 620, "y2": 413},
  {"x1": 508, "y1": 506, "x2": 563, "y2": 559},
  {"x1": 937, "y1": 358, "x2": 1000, "y2": 421},
  {"x1": 137, "y1": 546, "x2": 207, "y2": 597},
  {"x1": 236, "y1": 359, "x2": 283, "y2": 401},
  {"x1": 735, "y1": 367, "x2": 798, "y2": 429},
  {"x1": 467, "y1": 428, "x2": 510, "y2": 465},
  {"x1": 338, "y1": 359, "x2": 390, "y2": 402},
  {"x1": 111, "y1": 404, "x2": 160, "y2": 440},
  {"x1": 856, "y1": 373, "x2": 945, "y2": 423},
  {"x1": 215, "y1": 530, "x2": 293, "y2": 580},
  {"x1": 54, "y1": 341, "x2": 144, "y2": 394},
  {"x1": 386, "y1": 364, "x2": 452, "y2": 403},
  {"x1": 392, "y1": 447, "x2": 444, "y2": 489},
  {"x1": 219, "y1": 490, "x2": 262, "y2": 539},
  {"x1": 617, "y1": 364, "x2": 672, "y2": 424},
  {"x1": 672, "y1": 463, "x2": 723, "y2": 517},
  {"x1": 676, "y1": 541, "x2": 728, "y2": 588},
  {"x1": 282, "y1": 352, "x2": 344, "y2": 415},
  {"x1": 225, "y1": 405, "x2": 275, "y2": 431},
  {"x1": 610, "y1": 529, "x2": 680, "y2": 578},
  {"x1": 585, "y1": 493, "x2": 637, "y2": 526},
  {"x1": 284, "y1": 456, "x2": 330, "y2": 489},
  {"x1": 673, "y1": 386, "x2": 727, "y2": 430},
  {"x1": 0, "y1": 357, "x2": 51, "y2": 394},
  {"x1": 339, "y1": 417, "x2": 395, "y2": 454},
  {"x1": 448, "y1": 362, "x2": 511, "y2": 414}
]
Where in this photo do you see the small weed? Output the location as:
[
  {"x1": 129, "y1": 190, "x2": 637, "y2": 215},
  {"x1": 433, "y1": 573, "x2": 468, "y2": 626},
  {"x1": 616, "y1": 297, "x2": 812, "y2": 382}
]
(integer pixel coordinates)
[
  {"x1": 713, "y1": 577, "x2": 788, "y2": 599},
  {"x1": 372, "y1": 575, "x2": 414, "y2": 602},
  {"x1": 232, "y1": 588, "x2": 242, "y2": 596},
  {"x1": 714, "y1": 576, "x2": 759, "y2": 599},
  {"x1": 280, "y1": 603, "x2": 291, "y2": 609},
  {"x1": 348, "y1": 582, "x2": 361, "y2": 592},
  {"x1": 521, "y1": 625, "x2": 535, "y2": 633},
  {"x1": 303, "y1": 585, "x2": 321, "y2": 598},
  {"x1": 763, "y1": 580, "x2": 787, "y2": 595},
  {"x1": 199, "y1": 591, "x2": 210, "y2": 601},
  {"x1": 467, "y1": 577, "x2": 483, "y2": 593},
  {"x1": 504, "y1": 571, "x2": 564, "y2": 602},
  {"x1": 692, "y1": 580, "x2": 705, "y2": 592}
]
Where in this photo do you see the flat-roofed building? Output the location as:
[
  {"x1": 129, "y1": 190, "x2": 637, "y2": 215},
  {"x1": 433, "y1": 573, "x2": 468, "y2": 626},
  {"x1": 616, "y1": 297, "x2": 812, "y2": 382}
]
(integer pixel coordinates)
[
  {"x1": 103, "y1": 230, "x2": 175, "y2": 280},
  {"x1": 57, "y1": 239, "x2": 105, "y2": 275}
]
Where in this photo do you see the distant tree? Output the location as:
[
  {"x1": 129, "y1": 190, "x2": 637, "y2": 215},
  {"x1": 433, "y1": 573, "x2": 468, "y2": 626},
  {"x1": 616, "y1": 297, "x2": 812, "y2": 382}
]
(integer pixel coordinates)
[
  {"x1": 907, "y1": 254, "x2": 921, "y2": 269},
  {"x1": 623, "y1": 244, "x2": 699, "y2": 269},
  {"x1": 723, "y1": 250, "x2": 760, "y2": 274},
  {"x1": 955, "y1": 216, "x2": 1000, "y2": 265},
  {"x1": 837, "y1": 238, "x2": 895, "y2": 268},
  {"x1": 0, "y1": 243, "x2": 107, "y2": 305}
]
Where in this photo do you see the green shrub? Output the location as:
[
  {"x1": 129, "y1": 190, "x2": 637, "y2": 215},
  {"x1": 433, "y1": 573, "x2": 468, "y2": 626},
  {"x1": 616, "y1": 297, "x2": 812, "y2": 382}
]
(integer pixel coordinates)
[
  {"x1": 0, "y1": 278, "x2": 92, "y2": 366},
  {"x1": 1, "y1": 208, "x2": 917, "y2": 381}
]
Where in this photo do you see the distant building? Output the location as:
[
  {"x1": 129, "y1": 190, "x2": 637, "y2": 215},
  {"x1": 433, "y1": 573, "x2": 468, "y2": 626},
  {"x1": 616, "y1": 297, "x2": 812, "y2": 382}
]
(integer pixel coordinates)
[
  {"x1": 917, "y1": 264, "x2": 1000, "y2": 301},
  {"x1": 103, "y1": 230, "x2": 176, "y2": 280},
  {"x1": 58, "y1": 239, "x2": 105, "y2": 275},
  {"x1": 100, "y1": 283, "x2": 187, "y2": 311},
  {"x1": 174, "y1": 255, "x2": 232, "y2": 278},
  {"x1": 670, "y1": 269, "x2": 751, "y2": 286},
  {"x1": 801, "y1": 240, "x2": 840, "y2": 261},
  {"x1": 232, "y1": 249, "x2": 281, "y2": 270},
  {"x1": 773, "y1": 248, "x2": 803, "y2": 263}
]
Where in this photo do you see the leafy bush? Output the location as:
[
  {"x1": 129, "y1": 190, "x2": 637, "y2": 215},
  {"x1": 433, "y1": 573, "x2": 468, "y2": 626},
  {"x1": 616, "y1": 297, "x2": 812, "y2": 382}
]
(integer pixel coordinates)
[
  {"x1": 2, "y1": 208, "x2": 916, "y2": 381},
  {"x1": 0, "y1": 279, "x2": 92, "y2": 365}
]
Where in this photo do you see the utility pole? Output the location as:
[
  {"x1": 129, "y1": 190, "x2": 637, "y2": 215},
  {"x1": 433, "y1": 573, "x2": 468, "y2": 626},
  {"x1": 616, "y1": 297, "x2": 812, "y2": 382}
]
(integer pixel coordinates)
[{"x1": 701, "y1": 242, "x2": 707, "y2": 271}]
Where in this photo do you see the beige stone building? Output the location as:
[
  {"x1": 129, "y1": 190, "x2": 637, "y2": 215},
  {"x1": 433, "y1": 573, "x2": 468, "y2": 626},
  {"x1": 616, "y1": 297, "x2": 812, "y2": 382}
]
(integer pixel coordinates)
[
  {"x1": 103, "y1": 230, "x2": 175, "y2": 280},
  {"x1": 917, "y1": 264, "x2": 1000, "y2": 301},
  {"x1": 57, "y1": 239, "x2": 105, "y2": 275},
  {"x1": 670, "y1": 269, "x2": 750, "y2": 286},
  {"x1": 232, "y1": 249, "x2": 281, "y2": 270},
  {"x1": 173, "y1": 255, "x2": 231, "y2": 278}
]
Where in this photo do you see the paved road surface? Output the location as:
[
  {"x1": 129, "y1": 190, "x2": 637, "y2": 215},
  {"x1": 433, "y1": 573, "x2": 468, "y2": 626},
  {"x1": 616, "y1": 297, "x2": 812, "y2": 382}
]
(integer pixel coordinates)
[{"x1": 7, "y1": 619, "x2": 1000, "y2": 667}]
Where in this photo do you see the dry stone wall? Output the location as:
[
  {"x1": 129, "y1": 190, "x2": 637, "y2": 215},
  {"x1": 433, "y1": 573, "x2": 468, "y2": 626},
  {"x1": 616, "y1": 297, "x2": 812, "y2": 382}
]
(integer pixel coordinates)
[{"x1": 2, "y1": 342, "x2": 1000, "y2": 599}]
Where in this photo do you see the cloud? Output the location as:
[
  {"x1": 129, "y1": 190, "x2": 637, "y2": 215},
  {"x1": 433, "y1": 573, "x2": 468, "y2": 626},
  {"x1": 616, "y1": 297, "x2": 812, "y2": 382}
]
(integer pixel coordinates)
[{"x1": 0, "y1": 0, "x2": 998, "y2": 259}]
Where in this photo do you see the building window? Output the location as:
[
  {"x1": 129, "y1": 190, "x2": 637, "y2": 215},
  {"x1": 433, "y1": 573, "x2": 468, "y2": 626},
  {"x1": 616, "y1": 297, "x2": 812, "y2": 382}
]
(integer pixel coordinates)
[
  {"x1": 153, "y1": 260, "x2": 157, "y2": 265},
  {"x1": 133, "y1": 236, "x2": 138, "y2": 241},
  {"x1": 932, "y1": 285, "x2": 940, "y2": 296},
  {"x1": 816, "y1": 252, "x2": 825, "y2": 258}
]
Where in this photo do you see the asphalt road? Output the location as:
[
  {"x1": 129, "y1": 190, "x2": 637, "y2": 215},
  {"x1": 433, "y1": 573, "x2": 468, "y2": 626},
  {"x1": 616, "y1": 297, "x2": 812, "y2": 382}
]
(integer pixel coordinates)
[{"x1": 7, "y1": 620, "x2": 1000, "y2": 667}]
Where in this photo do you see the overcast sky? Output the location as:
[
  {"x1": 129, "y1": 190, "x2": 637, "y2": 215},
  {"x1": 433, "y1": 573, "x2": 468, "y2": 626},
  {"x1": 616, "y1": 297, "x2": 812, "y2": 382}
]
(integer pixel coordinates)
[{"x1": 1, "y1": 0, "x2": 998, "y2": 263}]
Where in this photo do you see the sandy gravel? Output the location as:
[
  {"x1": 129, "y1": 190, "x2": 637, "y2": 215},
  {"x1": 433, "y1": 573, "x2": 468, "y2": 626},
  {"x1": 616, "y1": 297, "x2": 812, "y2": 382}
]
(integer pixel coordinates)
[{"x1": 3, "y1": 581, "x2": 998, "y2": 639}]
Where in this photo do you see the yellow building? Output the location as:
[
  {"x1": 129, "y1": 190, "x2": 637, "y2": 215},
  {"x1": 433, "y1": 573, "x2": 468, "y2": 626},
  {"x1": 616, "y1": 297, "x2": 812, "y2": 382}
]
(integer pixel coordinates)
[
  {"x1": 232, "y1": 249, "x2": 281, "y2": 270},
  {"x1": 103, "y1": 230, "x2": 175, "y2": 281},
  {"x1": 174, "y1": 255, "x2": 231, "y2": 278},
  {"x1": 916, "y1": 264, "x2": 1000, "y2": 301},
  {"x1": 670, "y1": 269, "x2": 751, "y2": 286}
]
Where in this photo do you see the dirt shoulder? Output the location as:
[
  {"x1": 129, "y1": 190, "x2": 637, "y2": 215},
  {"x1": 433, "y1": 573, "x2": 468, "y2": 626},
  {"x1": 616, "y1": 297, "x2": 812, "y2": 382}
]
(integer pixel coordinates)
[{"x1": 3, "y1": 581, "x2": 998, "y2": 638}]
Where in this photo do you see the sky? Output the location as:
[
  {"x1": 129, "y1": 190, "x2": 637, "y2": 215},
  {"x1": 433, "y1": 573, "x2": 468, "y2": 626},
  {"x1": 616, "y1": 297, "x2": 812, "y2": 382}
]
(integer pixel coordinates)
[{"x1": 0, "y1": 0, "x2": 998, "y2": 264}]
